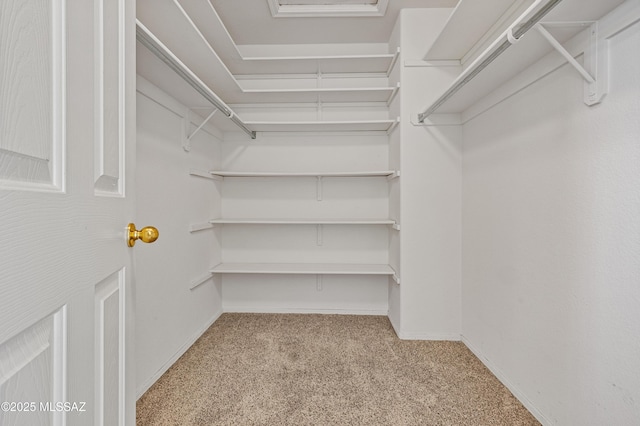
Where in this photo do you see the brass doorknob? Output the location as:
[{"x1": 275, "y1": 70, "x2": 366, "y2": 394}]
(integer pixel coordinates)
[{"x1": 127, "y1": 223, "x2": 159, "y2": 247}]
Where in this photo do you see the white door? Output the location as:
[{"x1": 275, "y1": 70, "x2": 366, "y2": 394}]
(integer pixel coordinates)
[{"x1": 0, "y1": 0, "x2": 140, "y2": 425}]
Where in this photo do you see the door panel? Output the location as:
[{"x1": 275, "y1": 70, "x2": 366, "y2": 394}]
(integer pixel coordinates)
[
  {"x1": 94, "y1": 270, "x2": 125, "y2": 426},
  {"x1": 0, "y1": 309, "x2": 66, "y2": 426},
  {"x1": 95, "y1": 0, "x2": 125, "y2": 195},
  {"x1": 0, "y1": 0, "x2": 65, "y2": 191}
]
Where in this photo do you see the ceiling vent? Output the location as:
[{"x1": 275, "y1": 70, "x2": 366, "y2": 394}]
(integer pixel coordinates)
[{"x1": 267, "y1": 0, "x2": 389, "y2": 17}]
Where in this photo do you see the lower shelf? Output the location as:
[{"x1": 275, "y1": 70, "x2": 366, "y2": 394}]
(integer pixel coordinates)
[{"x1": 211, "y1": 262, "x2": 395, "y2": 276}]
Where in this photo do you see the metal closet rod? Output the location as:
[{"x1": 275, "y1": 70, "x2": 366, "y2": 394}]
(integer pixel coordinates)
[
  {"x1": 418, "y1": 0, "x2": 564, "y2": 122},
  {"x1": 136, "y1": 21, "x2": 257, "y2": 139}
]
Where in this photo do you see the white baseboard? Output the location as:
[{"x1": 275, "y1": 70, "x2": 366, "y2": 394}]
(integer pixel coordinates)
[
  {"x1": 395, "y1": 330, "x2": 461, "y2": 341},
  {"x1": 461, "y1": 335, "x2": 550, "y2": 426},
  {"x1": 387, "y1": 315, "x2": 461, "y2": 341},
  {"x1": 223, "y1": 305, "x2": 388, "y2": 316},
  {"x1": 136, "y1": 309, "x2": 223, "y2": 399}
]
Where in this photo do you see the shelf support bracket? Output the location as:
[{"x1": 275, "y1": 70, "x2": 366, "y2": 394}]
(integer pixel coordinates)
[
  {"x1": 182, "y1": 109, "x2": 217, "y2": 152},
  {"x1": 536, "y1": 22, "x2": 607, "y2": 105},
  {"x1": 316, "y1": 224, "x2": 323, "y2": 246},
  {"x1": 316, "y1": 176, "x2": 323, "y2": 201}
]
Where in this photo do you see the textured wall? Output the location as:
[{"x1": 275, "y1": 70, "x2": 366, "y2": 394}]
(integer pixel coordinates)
[
  {"x1": 135, "y1": 78, "x2": 223, "y2": 397},
  {"x1": 461, "y1": 7, "x2": 640, "y2": 425}
]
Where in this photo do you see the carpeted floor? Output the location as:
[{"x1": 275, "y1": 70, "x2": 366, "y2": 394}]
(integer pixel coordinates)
[{"x1": 137, "y1": 313, "x2": 540, "y2": 425}]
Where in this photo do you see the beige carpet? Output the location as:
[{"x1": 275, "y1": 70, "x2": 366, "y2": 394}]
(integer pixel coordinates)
[{"x1": 137, "y1": 313, "x2": 539, "y2": 425}]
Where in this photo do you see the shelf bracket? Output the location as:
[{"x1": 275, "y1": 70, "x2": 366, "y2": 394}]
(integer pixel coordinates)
[
  {"x1": 386, "y1": 47, "x2": 401, "y2": 77},
  {"x1": 182, "y1": 109, "x2": 217, "y2": 152},
  {"x1": 316, "y1": 176, "x2": 323, "y2": 201},
  {"x1": 536, "y1": 22, "x2": 607, "y2": 105},
  {"x1": 189, "y1": 272, "x2": 214, "y2": 291},
  {"x1": 316, "y1": 224, "x2": 323, "y2": 246},
  {"x1": 189, "y1": 169, "x2": 223, "y2": 181},
  {"x1": 386, "y1": 170, "x2": 400, "y2": 181},
  {"x1": 316, "y1": 275, "x2": 323, "y2": 292},
  {"x1": 387, "y1": 116, "x2": 400, "y2": 135},
  {"x1": 387, "y1": 82, "x2": 400, "y2": 105},
  {"x1": 189, "y1": 222, "x2": 215, "y2": 233}
]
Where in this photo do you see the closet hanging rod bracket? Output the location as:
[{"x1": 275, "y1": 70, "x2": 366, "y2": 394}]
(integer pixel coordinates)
[
  {"x1": 183, "y1": 109, "x2": 217, "y2": 151},
  {"x1": 535, "y1": 22, "x2": 607, "y2": 106},
  {"x1": 416, "y1": 0, "x2": 565, "y2": 123}
]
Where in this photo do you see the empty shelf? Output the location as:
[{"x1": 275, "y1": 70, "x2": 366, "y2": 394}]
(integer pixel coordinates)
[
  {"x1": 211, "y1": 263, "x2": 396, "y2": 275},
  {"x1": 232, "y1": 87, "x2": 397, "y2": 104},
  {"x1": 243, "y1": 120, "x2": 396, "y2": 132},
  {"x1": 210, "y1": 218, "x2": 396, "y2": 225},
  {"x1": 236, "y1": 53, "x2": 397, "y2": 75},
  {"x1": 209, "y1": 170, "x2": 398, "y2": 178}
]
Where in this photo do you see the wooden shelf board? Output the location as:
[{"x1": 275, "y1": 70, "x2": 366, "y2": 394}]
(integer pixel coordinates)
[{"x1": 211, "y1": 263, "x2": 395, "y2": 275}]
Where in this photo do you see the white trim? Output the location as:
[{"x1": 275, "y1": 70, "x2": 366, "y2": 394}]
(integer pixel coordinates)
[
  {"x1": 136, "y1": 309, "x2": 223, "y2": 399},
  {"x1": 52, "y1": 306, "x2": 67, "y2": 426},
  {"x1": 267, "y1": 0, "x2": 388, "y2": 17},
  {"x1": 461, "y1": 335, "x2": 550, "y2": 425},
  {"x1": 395, "y1": 331, "x2": 461, "y2": 341}
]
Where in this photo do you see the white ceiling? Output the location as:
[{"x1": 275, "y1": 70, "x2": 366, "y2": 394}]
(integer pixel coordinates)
[{"x1": 209, "y1": 0, "x2": 459, "y2": 45}]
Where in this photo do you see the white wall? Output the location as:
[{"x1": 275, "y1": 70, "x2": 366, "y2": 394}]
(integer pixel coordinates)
[
  {"x1": 394, "y1": 8, "x2": 462, "y2": 340},
  {"x1": 461, "y1": 3, "x2": 640, "y2": 424},
  {"x1": 219, "y1": 130, "x2": 391, "y2": 314},
  {"x1": 135, "y1": 77, "x2": 223, "y2": 397}
]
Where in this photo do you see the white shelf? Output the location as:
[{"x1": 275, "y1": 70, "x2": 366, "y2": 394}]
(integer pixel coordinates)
[
  {"x1": 176, "y1": 0, "x2": 402, "y2": 76},
  {"x1": 211, "y1": 262, "x2": 396, "y2": 276},
  {"x1": 419, "y1": 0, "x2": 626, "y2": 118},
  {"x1": 209, "y1": 170, "x2": 398, "y2": 178},
  {"x1": 210, "y1": 218, "x2": 396, "y2": 225},
  {"x1": 231, "y1": 86, "x2": 397, "y2": 104},
  {"x1": 237, "y1": 52, "x2": 398, "y2": 75},
  {"x1": 425, "y1": 0, "x2": 531, "y2": 61},
  {"x1": 243, "y1": 120, "x2": 396, "y2": 132}
]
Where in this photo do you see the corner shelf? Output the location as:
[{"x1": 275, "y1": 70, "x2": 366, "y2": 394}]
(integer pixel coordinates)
[{"x1": 211, "y1": 262, "x2": 396, "y2": 276}]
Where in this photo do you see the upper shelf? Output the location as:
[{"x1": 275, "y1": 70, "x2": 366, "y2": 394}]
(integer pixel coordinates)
[
  {"x1": 418, "y1": 0, "x2": 627, "y2": 119},
  {"x1": 425, "y1": 0, "x2": 534, "y2": 62},
  {"x1": 237, "y1": 85, "x2": 399, "y2": 104},
  {"x1": 175, "y1": 0, "x2": 401, "y2": 76},
  {"x1": 137, "y1": 0, "x2": 400, "y2": 129},
  {"x1": 234, "y1": 51, "x2": 400, "y2": 76},
  {"x1": 242, "y1": 119, "x2": 397, "y2": 133}
]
